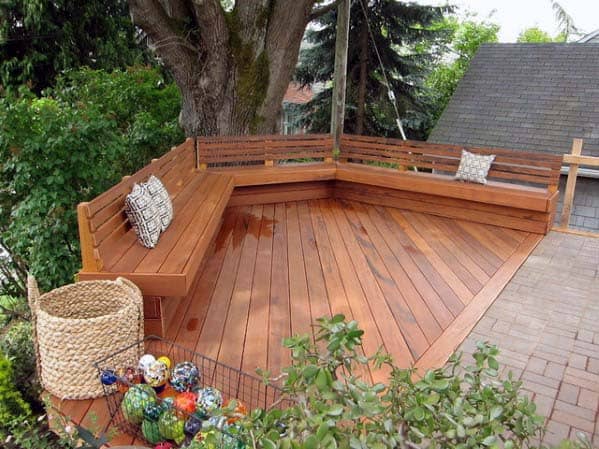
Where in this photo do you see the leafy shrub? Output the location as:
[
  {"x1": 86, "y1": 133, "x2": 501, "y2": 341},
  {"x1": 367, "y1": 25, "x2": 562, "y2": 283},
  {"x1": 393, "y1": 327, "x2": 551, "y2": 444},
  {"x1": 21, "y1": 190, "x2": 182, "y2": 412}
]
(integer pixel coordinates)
[
  {"x1": 0, "y1": 66, "x2": 183, "y2": 290},
  {"x1": 1, "y1": 320, "x2": 40, "y2": 409},
  {"x1": 242, "y1": 316, "x2": 582, "y2": 449},
  {"x1": 0, "y1": 295, "x2": 28, "y2": 326},
  {"x1": 0, "y1": 353, "x2": 31, "y2": 423}
]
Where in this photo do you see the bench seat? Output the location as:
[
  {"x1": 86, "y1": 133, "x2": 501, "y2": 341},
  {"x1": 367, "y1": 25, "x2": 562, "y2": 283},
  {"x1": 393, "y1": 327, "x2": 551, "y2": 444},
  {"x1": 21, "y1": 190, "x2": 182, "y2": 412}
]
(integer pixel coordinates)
[
  {"x1": 77, "y1": 140, "x2": 234, "y2": 298},
  {"x1": 335, "y1": 163, "x2": 557, "y2": 212},
  {"x1": 79, "y1": 172, "x2": 233, "y2": 296},
  {"x1": 209, "y1": 162, "x2": 336, "y2": 186}
]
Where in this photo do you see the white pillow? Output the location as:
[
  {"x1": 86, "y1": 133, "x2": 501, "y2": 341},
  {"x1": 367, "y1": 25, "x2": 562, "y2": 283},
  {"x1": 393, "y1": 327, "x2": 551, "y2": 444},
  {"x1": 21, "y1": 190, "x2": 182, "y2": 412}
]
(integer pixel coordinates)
[
  {"x1": 125, "y1": 183, "x2": 162, "y2": 248},
  {"x1": 454, "y1": 149, "x2": 495, "y2": 185},
  {"x1": 144, "y1": 175, "x2": 173, "y2": 231}
]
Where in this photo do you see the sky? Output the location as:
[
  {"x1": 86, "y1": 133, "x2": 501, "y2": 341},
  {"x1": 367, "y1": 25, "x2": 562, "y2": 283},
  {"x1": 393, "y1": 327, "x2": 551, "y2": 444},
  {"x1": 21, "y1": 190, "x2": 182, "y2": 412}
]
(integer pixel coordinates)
[{"x1": 413, "y1": 0, "x2": 599, "y2": 42}]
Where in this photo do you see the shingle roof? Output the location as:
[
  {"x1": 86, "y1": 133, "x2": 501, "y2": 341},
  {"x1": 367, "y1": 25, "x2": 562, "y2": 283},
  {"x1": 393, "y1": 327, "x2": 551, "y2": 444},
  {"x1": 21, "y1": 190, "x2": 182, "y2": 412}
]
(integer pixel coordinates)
[{"x1": 428, "y1": 43, "x2": 599, "y2": 158}]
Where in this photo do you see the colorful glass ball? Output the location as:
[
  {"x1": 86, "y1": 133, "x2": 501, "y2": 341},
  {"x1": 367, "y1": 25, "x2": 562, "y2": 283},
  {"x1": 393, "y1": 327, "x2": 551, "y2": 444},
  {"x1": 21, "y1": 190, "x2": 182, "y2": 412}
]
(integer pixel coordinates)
[
  {"x1": 154, "y1": 443, "x2": 173, "y2": 449},
  {"x1": 170, "y1": 361, "x2": 200, "y2": 392},
  {"x1": 139, "y1": 354, "x2": 157, "y2": 371},
  {"x1": 184, "y1": 415, "x2": 203, "y2": 437},
  {"x1": 174, "y1": 391, "x2": 197, "y2": 414},
  {"x1": 157, "y1": 356, "x2": 172, "y2": 369},
  {"x1": 196, "y1": 387, "x2": 223, "y2": 415},
  {"x1": 144, "y1": 360, "x2": 170, "y2": 388},
  {"x1": 161, "y1": 397, "x2": 175, "y2": 411},
  {"x1": 142, "y1": 419, "x2": 163, "y2": 444},
  {"x1": 121, "y1": 384, "x2": 158, "y2": 425},
  {"x1": 100, "y1": 369, "x2": 117, "y2": 386},
  {"x1": 205, "y1": 415, "x2": 228, "y2": 431},
  {"x1": 144, "y1": 403, "x2": 163, "y2": 422},
  {"x1": 158, "y1": 409, "x2": 185, "y2": 445}
]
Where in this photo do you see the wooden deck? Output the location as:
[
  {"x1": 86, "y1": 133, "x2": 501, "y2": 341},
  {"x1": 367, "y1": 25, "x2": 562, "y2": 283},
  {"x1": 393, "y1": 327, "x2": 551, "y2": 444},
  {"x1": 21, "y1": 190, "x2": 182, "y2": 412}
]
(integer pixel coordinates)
[{"x1": 49, "y1": 199, "x2": 541, "y2": 444}]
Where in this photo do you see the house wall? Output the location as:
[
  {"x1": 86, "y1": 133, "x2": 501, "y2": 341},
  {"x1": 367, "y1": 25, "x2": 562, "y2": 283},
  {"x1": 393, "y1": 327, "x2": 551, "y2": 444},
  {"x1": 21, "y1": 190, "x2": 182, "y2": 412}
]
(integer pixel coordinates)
[{"x1": 555, "y1": 176, "x2": 599, "y2": 231}]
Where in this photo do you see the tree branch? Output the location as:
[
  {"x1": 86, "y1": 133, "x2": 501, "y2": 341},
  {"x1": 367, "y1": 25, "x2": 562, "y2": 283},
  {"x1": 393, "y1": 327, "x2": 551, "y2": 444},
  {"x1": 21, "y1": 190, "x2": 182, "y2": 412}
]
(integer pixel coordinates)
[
  {"x1": 190, "y1": 0, "x2": 229, "y2": 55},
  {"x1": 308, "y1": 0, "x2": 341, "y2": 22},
  {"x1": 128, "y1": 0, "x2": 198, "y2": 69}
]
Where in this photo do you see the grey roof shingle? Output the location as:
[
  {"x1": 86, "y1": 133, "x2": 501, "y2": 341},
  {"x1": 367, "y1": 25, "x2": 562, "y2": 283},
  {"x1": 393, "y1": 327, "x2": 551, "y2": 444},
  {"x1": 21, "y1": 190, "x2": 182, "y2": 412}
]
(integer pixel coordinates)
[{"x1": 428, "y1": 43, "x2": 599, "y2": 158}]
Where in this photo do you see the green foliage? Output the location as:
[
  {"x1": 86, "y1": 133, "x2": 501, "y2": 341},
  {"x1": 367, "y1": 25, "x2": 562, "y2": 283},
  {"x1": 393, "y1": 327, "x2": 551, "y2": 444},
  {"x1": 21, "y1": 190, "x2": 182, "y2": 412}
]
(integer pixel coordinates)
[
  {"x1": 296, "y1": 1, "x2": 452, "y2": 139},
  {"x1": 426, "y1": 17, "x2": 499, "y2": 128},
  {"x1": 0, "y1": 67, "x2": 183, "y2": 290},
  {"x1": 241, "y1": 315, "x2": 581, "y2": 449},
  {"x1": 1, "y1": 320, "x2": 40, "y2": 408},
  {"x1": 0, "y1": 353, "x2": 30, "y2": 423},
  {"x1": 0, "y1": 0, "x2": 150, "y2": 93},
  {"x1": 517, "y1": 27, "x2": 559, "y2": 43},
  {"x1": 0, "y1": 295, "x2": 28, "y2": 326}
]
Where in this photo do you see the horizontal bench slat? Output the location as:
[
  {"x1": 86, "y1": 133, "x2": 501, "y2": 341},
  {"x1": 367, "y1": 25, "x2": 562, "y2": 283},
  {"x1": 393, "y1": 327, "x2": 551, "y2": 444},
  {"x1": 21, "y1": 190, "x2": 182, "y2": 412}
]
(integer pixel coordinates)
[{"x1": 107, "y1": 172, "x2": 217, "y2": 272}]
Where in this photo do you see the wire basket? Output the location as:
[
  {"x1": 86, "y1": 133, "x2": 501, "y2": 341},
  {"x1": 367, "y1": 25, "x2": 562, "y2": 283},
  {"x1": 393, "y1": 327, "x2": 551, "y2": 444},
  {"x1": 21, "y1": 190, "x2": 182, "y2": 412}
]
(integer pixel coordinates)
[{"x1": 95, "y1": 335, "x2": 286, "y2": 447}]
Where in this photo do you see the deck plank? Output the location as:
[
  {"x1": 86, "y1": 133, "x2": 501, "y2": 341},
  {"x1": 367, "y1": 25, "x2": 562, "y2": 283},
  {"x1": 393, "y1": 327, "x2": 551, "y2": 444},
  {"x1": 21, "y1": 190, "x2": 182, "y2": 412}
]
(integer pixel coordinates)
[
  {"x1": 194, "y1": 206, "x2": 249, "y2": 360},
  {"x1": 428, "y1": 215, "x2": 499, "y2": 278},
  {"x1": 286, "y1": 202, "x2": 312, "y2": 337},
  {"x1": 242, "y1": 204, "x2": 275, "y2": 374},
  {"x1": 339, "y1": 201, "x2": 430, "y2": 357},
  {"x1": 310, "y1": 200, "x2": 390, "y2": 382},
  {"x1": 297, "y1": 201, "x2": 332, "y2": 325},
  {"x1": 404, "y1": 211, "x2": 485, "y2": 294},
  {"x1": 387, "y1": 208, "x2": 473, "y2": 306},
  {"x1": 308, "y1": 201, "x2": 374, "y2": 383},
  {"x1": 347, "y1": 201, "x2": 442, "y2": 343},
  {"x1": 172, "y1": 207, "x2": 239, "y2": 348},
  {"x1": 324, "y1": 199, "x2": 414, "y2": 366},
  {"x1": 364, "y1": 205, "x2": 454, "y2": 329},
  {"x1": 268, "y1": 203, "x2": 292, "y2": 372},
  {"x1": 217, "y1": 205, "x2": 262, "y2": 370},
  {"x1": 376, "y1": 206, "x2": 465, "y2": 317}
]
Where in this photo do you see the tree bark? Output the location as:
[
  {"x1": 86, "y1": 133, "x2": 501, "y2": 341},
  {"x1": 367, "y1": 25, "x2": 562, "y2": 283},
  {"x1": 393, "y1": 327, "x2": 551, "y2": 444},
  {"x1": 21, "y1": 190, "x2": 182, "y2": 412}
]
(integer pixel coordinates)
[
  {"x1": 128, "y1": 0, "x2": 318, "y2": 136},
  {"x1": 355, "y1": 22, "x2": 368, "y2": 135}
]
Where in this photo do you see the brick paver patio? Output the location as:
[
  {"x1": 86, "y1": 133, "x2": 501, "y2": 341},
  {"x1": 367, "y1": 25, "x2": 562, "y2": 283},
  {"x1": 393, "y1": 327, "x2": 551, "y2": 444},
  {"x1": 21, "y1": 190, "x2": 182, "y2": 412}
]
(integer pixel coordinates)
[{"x1": 458, "y1": 231, "x2": 599, "y2": 446}]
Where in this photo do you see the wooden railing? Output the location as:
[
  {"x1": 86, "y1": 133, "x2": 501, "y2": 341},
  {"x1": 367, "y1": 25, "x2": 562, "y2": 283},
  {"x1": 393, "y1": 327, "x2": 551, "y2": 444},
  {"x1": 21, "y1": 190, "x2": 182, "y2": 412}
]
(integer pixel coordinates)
[
  {"x1": 197, "y1": 133, "x2": 563, "y2": 192},
  {"x1": 339, "y1": 134, "x2": 562, "y2": 190},
  {"x1": 556, "y1": 138, "x2": 599, "y2": 235},
  {"x1": 197, "y1": 134, "x2": 333, "y2": 168}
]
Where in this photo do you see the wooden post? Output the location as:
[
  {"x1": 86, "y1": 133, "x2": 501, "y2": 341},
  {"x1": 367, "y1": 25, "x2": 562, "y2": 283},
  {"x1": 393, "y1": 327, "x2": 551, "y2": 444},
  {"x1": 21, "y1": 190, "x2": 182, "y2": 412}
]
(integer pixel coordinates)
[
  {"x1": 559, "y1": 138, "x2": 583, "y2": 229},
  {"x1": 77, "y1": 203, "x2": 101, "y2": 272},
  {"x1": 330, "y1": 0, "x2": 350, "y2": 152}
]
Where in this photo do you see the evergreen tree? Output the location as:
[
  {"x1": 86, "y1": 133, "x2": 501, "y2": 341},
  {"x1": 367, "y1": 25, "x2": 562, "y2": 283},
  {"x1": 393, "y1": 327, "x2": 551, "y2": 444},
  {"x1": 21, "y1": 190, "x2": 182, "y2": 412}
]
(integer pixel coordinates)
[{"x1": 295, "y1": 0, "x2": 451, "y2": 139}]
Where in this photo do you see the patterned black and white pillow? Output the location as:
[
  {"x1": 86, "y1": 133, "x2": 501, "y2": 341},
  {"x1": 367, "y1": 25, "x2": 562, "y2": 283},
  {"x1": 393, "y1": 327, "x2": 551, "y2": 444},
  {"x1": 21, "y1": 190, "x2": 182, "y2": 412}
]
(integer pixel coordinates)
[
  {"x1": 144, "y1": 175, "x2": 173, "y2": 231},
  {"x1": 125, "y1": 183, "x2": 162, "y2": 248},
  {"x1": 454, "y1": 149, "x2": 495, "y2": 185}
]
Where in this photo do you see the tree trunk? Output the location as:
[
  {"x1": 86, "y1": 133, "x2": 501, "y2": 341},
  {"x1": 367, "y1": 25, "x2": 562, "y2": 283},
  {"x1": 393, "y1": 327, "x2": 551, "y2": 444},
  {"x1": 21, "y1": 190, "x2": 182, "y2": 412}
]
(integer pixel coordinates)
[
  {"x1": 128, "y1": 0, "x2": 318, "y2": 136},
  {"x1": 355, "y1": 22, "x2": 368, "y2": 135}
]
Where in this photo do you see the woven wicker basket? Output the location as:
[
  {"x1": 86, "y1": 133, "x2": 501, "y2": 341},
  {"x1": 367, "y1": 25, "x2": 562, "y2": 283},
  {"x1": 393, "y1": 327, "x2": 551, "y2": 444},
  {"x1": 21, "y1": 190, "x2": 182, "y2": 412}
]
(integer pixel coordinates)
[{"x1": 28, "y1": 276, "x2": 144, "y2": 400}]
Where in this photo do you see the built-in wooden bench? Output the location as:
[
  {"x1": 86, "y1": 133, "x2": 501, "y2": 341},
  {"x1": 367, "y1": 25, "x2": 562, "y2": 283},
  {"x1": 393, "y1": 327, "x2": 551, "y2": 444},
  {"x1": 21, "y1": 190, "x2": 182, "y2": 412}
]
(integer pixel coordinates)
[
  {"x1": 76, "y1": 139, "x2": 234, "y2": 335},
  {"x1": 336, "y1": 135, "x2": 562, "y2": 234},
  {"x1": 76, "y1": 133, "x2": 561, "y2": 335}
]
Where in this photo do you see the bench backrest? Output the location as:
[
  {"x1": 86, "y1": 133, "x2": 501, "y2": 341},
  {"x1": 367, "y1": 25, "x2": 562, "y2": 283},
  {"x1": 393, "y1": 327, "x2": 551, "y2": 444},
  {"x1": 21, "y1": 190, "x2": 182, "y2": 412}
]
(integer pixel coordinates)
[
  {"x1": 77, "y1": 138, "x2": 196, "y2": 271},
  {"x1": 340, "y1": 134, "x2": 563, "y2": 190},
  {"x1": 198, "y1": 134, "x2": 333, "y2": 166}
]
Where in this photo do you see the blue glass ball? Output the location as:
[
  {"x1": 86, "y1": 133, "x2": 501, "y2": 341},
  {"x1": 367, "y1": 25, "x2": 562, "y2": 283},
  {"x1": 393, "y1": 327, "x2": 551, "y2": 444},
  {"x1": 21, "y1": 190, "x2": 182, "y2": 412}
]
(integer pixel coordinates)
[{"x1": 100, "y1": 369, "x2": 117, "y2": 385}]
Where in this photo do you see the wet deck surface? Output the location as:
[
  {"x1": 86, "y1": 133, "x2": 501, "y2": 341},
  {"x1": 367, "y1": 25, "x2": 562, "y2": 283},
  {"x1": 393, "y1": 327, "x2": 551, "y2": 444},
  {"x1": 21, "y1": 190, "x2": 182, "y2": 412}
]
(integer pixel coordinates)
[{"x1": 49, "y1": 199, "x2": 542, "y2": 445}]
